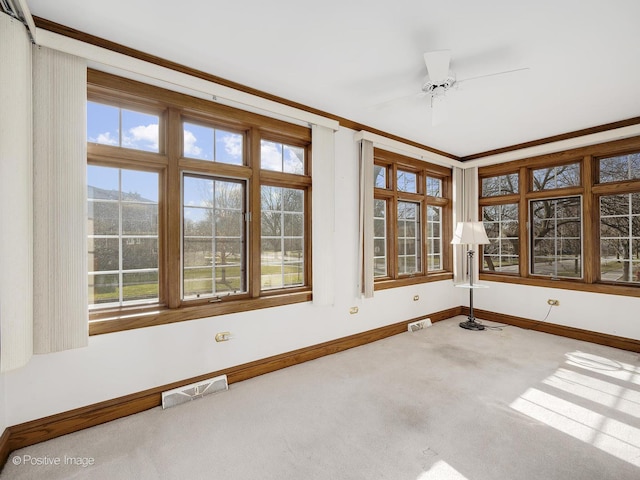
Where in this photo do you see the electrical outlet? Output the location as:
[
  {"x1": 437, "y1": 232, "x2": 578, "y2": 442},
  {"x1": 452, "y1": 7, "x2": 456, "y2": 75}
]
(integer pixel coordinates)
[
  {"x1": 547, "y1": 299, "x2": 560, "y2": 306},
  {"x1": 349, "y1": 306, "x2": 359, "y2": 314},
  {"x1": 215, "y1": 332, "x2": 231, "y2": 342}
]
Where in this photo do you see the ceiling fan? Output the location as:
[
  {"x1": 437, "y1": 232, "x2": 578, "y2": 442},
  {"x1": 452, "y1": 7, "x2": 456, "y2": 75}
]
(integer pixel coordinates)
[{"x1": 420, "y1": 50, "x2": 529, "y2": 123}]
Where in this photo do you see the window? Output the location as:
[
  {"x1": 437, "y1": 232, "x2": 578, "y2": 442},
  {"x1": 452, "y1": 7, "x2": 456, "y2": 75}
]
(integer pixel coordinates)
[
  {"x1": 481, "y1": 173, "x2": 518, "y2": 196},
  {"x1": 531, "y1": 196, "x2": 582, "y2": 278},
  {"x1": 397, "y1": 201, "x2": 421, "y2": 274},
  {"x1": 598, "y1": 152, "x2": 640, "y2": 285},
  {"x1": 260, "y1": 140, "x2": 304, "y2": 174},
  {"x1": 427, "y1": 205, "x2": 442, "y2": 271},
  {"x1": 373, "y1": 199, "x2": 387, "y2": 277},
  {"x1": 372, "y1": 150, "x2": 452, "y2": 287},
  {"x1": 183, "y1": 176, "x2": 247, "y2": 298},
  {"x1": 87, "y1": 101, "x2": 160, "y2": 153},
  {"x1": 87, "y1": 71, "x2": 311, "y2": 333},
  {"x1": 599, "y1": 193, "x2": 640, "y2": 284},
  {"x1": 482, "y1": 203, "x2": 519, "y2": 273},
  {"x1": 599, "y1": 153, "x2": 640, "y2": 183},
  {"x1": 532, "y1": 163, "x2": 580, "y2": 191},
  {"x1": 479, "y1": 138, "x2": 640, "y2": 296},
  {"x1": 183, "y1": 122, "x2": 243, "y2": 164},
  {"x1": 88, "y1": 166, "x2": 159, "y2": 307},
  {"x1": 261, "y1": 186, "x2": 305, "y2": 289}
]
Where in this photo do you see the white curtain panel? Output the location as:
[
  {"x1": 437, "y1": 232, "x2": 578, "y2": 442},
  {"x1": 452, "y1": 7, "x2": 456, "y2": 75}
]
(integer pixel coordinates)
[
  {"x1": 32, "y1": 45, "x2": 89, "y2": 354},
  {"x1": 452, "y1": 167, "x2": 465, "y2": 283},
  {"x1": 0, "y1": 14, "x2": 33, "y2": 372},
  {"x1": 463, "y1": 166, "x2": 480, "y2": 222},
  {"x1": 358, "y1": 140, "x2": 374, "y2": 298},
  {"x1": 452, "y1": 166, "x2": 481, "y2": 283},
  {"x1": 311, "y1": 124, "x2": 336, "y2": 306}
]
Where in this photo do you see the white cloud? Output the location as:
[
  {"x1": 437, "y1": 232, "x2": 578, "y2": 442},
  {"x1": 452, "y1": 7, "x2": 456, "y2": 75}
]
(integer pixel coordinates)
[
  {"x1": 222, "y1": 134, "x2": 242, "y2": 158},
  {"x1": 123, "y1": 123, "x2": 159, "y2": 150},
  {"x1": 184, "y1": 129, "x2": 204, "y2": 158},
  {"x1": 90, "y1": 131, "x2": 118, "y2": 146},
  {"x1": 260, "y1": 141, "x2": 282, "y2": 171}
]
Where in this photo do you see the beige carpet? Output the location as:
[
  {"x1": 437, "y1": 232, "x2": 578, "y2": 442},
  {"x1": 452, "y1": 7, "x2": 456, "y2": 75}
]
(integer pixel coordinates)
[{"x1": 3, "y1": 317, "x2": 639, "y2": 479}]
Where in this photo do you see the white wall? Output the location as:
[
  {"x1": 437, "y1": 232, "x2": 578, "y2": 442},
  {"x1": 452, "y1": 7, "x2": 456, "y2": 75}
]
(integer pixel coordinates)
[
  {"x1": 466, "y1": 281, "x2": 640, "y2": 339},
  {"x1": 2, "y1": 127, "x2": 459, "y2": 426}
]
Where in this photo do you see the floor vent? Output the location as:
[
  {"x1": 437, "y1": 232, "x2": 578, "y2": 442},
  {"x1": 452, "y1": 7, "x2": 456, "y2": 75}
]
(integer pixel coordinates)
[
  {"x1": 162, "y1": 374, "x2": 228, "y2": 409},
  {"x1": 408, "y1": 318, "x2": 432, "y2": 332}
]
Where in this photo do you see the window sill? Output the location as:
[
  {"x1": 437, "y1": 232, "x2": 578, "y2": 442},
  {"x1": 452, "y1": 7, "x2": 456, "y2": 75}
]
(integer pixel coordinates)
[
  {"x1": 374, "y1": 272, "x2": 453, "y2": 290},
  {"x1": 89, "y1": 290, "x2": 312, "y2": 335},
  {"x1": 479, "y1": 273, "x2": 640, "y2": 298}
]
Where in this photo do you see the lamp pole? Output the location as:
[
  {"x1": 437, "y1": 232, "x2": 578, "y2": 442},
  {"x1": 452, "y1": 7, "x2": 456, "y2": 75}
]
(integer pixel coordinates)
[{"x1": 459, "y1": 247, "x2": 485, "y2": 330}]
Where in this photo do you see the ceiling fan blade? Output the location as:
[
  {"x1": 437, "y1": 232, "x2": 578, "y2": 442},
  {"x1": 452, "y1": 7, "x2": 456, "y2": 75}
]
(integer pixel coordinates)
[
  {"x1": 423, "y1": 50, "x2": 451, "y2": 83},
  {"x1": 456, "y1": 67, "x2": 530, "y2": 86}
]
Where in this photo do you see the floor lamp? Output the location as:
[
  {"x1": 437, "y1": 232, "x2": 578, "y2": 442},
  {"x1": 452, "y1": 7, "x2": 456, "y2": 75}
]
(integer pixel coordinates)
[{"x1": 451, "y1": 221, "x2": 490, "y2": 331}]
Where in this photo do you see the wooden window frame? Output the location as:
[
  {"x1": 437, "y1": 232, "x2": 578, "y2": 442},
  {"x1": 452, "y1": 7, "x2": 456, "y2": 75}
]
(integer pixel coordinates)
[
  {"x1": 87, "y1": 70, "x2": 312, "y2": 335},
  {"x1": 373, "y1": 149, "x2": 453, "y2": 290},
  {"x1": 478, "y1": 136, "x2": 640, "y2": 298}
]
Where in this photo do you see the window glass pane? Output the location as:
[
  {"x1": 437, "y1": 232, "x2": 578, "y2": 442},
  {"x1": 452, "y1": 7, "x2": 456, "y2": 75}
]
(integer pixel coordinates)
[
  {"x1": 87, "y1": 101, "x2": 160, "y2": 153},
  {"x1": 216, "y1": 129, "x2": 243, "y2": 165},
  {"x1": 87, "y1": 166, "x2": 159, "y2": 307},
  {"x1": 183, "y1": 123, "x2": 244, "y2": 165},
  {"x1": 482, "y1": 203, "x2": 519, "y2": 274},
  {"x1": 283, "y1": 145, "x2": 304, "y2": 174},
  {"x1": 397, "y1": 201, "x2": 421, "y2": 274},
  {"x1": 87, "y1": 101, "x2": 119, "y2": 146},
  {"x1": 122, "y1": 271, "x2": 159, "y2": 303},
  {"x1": 374, "y1": 199, "x2": 387, "y2": 277},
  {"x1": 532, "y1": 163, "x2": 580, "y2": 191},
  {"x1": 427, "y1": 205, "x2": 442, "y2": 271},
  {"x1": 599, "y1": 153, "x2": 640, "y2": 183},
  {"x1": 481, "y1": 173, "x2": 518, "y2": 197},
  {"x1": 599, "y1": 193, "x2": 640, "y2": 284},
  {"x1": 530, "y1": 196, "x2": 582, "y2": 278},
  {"x1": 261, "y1": 140, "x2": 304, "y2": 174},
  {"x1": 183, "y1": 122, "x2": 214, "y2": 160},
  {"x1": 121, "y1": 109, "x2": 159, "y2": 152},
  {"x1": 426, "y1": 176, "x2": 442, "y2": 197},
  {"x1": 261, "y1": 186, "x2": 305, "y2": 290},
  {"x1": 183, "y1": 176, "x2": 246, "y2": 298},
  {"x1": 374, "y1": 165, "x2": 387, "y2": 189},
  {"x1": 397, "y1": 170, "x2": 417, "y2": 193}
]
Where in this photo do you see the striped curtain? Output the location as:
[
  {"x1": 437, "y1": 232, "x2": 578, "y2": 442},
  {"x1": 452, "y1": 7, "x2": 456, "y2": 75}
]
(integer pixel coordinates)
[
  {"x1": 311, "y1": 124, "x2": 336, "y2": 306},
  {"x1": 32, "y1": 45, "x2": 89, "y2": 354},
  {"x1": 0, "y1": 14, "x2": 33, "y2": 372},
  {"x1": 358, "y1": 140, "x2": 374, "y2": 298}
]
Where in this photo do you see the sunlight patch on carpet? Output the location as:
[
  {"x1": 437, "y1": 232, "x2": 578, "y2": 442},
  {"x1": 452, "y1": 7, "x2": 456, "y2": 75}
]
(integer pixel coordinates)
[{"x1": 510, "y1": 351, "x2": 640, "y2": 468}]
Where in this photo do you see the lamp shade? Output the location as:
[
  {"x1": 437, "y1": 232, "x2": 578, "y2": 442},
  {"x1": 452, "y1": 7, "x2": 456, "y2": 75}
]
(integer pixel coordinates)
[{"x1": 451, "y1": 221, "x2": 490, "y2": 245}]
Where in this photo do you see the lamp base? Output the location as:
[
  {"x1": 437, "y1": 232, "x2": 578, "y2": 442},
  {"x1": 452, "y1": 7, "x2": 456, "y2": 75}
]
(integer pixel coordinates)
[{"x1": 459, "y1": 319, "x2": 485, "y2": 331}]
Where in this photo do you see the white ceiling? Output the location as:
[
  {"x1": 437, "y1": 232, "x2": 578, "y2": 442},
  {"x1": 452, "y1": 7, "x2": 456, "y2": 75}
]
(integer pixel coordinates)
[{"x1": 26, "y1": 0, "x2": 640, "y2": 158}]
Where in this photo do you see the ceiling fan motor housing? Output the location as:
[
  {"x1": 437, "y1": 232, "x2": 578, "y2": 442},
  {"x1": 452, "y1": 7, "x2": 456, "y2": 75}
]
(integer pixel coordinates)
[{"x1": 422, "y1": 75, "x2": 456, "y2": 96}]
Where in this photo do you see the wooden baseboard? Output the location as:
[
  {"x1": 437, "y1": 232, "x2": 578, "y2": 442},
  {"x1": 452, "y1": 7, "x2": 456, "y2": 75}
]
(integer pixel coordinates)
[
  {"x1": 4, "y1": 307, "x2": 461, "y2": 459},
  {"x1": 467, "y1": 307, "x2": 640, "y2": 352}
]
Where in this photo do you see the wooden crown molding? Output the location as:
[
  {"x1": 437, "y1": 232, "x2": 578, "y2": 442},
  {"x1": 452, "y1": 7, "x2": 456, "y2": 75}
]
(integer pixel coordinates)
[{"x1": 461, "y1": 116, "x2": 640, "y2": 161}]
